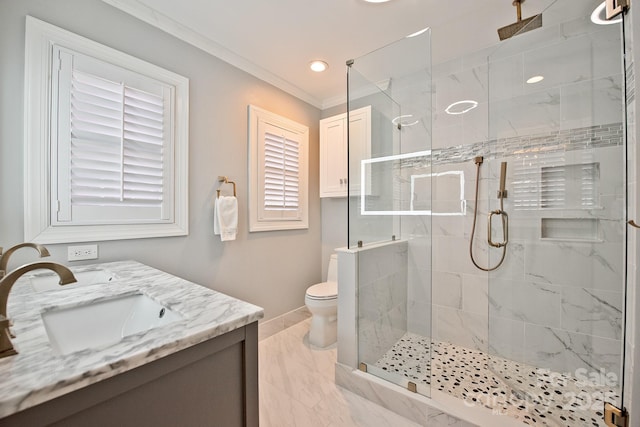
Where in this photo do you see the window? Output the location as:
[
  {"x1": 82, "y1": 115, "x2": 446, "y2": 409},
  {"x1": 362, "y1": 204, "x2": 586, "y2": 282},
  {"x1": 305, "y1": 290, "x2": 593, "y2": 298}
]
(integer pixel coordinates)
[
  {"x1": 24, "y1": 17, "x2": 189, "y2": 243},
  {"x1": 248, "y1": 105, "x2": 309, "y2": 231}
]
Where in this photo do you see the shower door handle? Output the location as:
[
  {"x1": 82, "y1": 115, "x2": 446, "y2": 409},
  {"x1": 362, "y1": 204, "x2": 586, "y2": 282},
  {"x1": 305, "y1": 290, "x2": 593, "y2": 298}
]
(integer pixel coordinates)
[{"x1": 488, "y1": 210, "x2": 509, "y2": 248}]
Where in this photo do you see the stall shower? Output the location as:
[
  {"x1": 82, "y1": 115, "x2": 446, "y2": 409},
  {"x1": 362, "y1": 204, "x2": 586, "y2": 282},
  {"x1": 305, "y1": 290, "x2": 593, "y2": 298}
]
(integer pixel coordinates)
[{"x1": 339, "y1": 1, "x2": 627, "y2": 426}]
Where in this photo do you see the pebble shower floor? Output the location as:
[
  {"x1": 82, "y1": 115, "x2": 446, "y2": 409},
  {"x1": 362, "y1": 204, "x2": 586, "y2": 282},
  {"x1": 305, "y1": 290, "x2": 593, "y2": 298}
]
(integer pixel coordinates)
[{"x1": 374, "y1": 333, "x2": 618, "y2": 426}]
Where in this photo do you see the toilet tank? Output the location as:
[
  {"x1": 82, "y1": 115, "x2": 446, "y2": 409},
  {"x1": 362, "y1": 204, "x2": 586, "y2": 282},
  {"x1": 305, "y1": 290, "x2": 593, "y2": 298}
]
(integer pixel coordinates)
[{"x1": 327, "y1": 254, "x2": 338, "y2": 282}]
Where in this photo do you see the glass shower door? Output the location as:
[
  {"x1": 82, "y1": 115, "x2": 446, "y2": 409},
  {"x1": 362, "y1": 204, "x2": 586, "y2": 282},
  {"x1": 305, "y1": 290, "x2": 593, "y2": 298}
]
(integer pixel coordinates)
[
  {"x1": 349, "y1": 29, "x2": 433, "y2": 397},
  {"x1": 486, "y1": 1, "x2": 627, "y2": 424}
]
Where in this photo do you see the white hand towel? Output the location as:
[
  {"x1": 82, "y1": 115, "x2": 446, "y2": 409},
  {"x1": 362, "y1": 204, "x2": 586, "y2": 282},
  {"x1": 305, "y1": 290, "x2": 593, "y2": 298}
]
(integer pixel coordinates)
[{"x1": 214, "y1": 196, "x2": 238, "y2": 241}]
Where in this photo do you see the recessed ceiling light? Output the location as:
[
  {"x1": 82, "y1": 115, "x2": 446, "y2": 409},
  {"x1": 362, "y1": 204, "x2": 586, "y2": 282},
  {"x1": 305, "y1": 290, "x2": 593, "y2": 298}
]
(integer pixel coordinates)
[
  {"x1": 591, "y1": 1, "x2": 622, "y2": 25},
  {"x1": 309, "y1": 60, "x2": 328, "y2": 72},
  {"x1": 445, "y1": 100, "x2": 478, "y2": 115},
  {"x1": 527, "y1": 75, "x2": 544, "y2": 84},
  {"x1": 363, "y1": 0, "x2": 393, "y2": 3}
]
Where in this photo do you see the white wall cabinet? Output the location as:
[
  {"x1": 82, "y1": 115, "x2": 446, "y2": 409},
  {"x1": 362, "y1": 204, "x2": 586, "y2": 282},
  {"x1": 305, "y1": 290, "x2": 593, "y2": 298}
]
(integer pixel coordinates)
[{"x1": 319, "y1": 106, "x2": 371, "y2": 198}]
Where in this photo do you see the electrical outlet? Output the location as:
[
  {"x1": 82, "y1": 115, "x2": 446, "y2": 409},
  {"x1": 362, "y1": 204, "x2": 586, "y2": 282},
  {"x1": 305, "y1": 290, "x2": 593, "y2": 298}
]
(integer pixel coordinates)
[{"x1": 67, "y1": 244, "x2": 98, "y2": 261}]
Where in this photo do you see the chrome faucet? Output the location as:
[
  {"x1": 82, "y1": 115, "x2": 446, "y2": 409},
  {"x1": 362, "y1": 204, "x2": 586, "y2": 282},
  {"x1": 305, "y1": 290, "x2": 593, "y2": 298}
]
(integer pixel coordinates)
[
  {"x1": 0, "y1": 243, "x2": 51, "y2": 279},
  {"x1": 0, "y1": 262, "x2": 76, "y2": 358}
]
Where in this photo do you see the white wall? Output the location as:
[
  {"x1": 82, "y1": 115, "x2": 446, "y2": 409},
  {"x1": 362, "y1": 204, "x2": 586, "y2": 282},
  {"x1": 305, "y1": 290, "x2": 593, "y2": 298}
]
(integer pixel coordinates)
[{"x1": 0, "y1": 0, "x2": 321, "y2": 321}]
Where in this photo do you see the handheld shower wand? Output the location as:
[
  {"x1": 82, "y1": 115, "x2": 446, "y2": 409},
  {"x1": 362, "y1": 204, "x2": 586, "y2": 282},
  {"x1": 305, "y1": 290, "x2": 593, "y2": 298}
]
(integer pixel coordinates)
[
  {"x1": 469, "y1": 157, "x2": 509, "y2": 271},
  {"x1": 497, "y1": 162, "x2": 507, "y2": 199}
]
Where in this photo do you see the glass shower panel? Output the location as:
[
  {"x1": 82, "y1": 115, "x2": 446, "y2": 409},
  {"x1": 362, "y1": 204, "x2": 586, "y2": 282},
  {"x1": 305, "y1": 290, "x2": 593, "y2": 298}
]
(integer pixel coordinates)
[
  {"x1": 486, "y1": 0, "x2": 626, "y2": 424},
  {"x1": 347, "y1": 65, "x2": 399, "y2": 248},
  {"x1": 349, "y1": 29, "x2": 433, "y2": 397}
]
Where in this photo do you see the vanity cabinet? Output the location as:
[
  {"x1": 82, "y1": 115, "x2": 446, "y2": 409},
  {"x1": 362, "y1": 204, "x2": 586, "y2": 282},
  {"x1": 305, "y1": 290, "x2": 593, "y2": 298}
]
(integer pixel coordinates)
[
  {"x1": 319, "y1": 106, "x2": 371, "y2": 198},
  {"x1": 0, "y1": 322, "x2": 258, "y2": 427}
]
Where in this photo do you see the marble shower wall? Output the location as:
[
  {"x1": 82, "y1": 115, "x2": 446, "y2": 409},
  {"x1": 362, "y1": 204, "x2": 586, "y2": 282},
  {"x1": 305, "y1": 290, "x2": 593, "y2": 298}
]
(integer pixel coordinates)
[
  {"x1": 357, "y1": 240, "x2": 409, "y2": 366},
  {"x1": 423, "y1": 12, "x2": 626, "y2": 380}
]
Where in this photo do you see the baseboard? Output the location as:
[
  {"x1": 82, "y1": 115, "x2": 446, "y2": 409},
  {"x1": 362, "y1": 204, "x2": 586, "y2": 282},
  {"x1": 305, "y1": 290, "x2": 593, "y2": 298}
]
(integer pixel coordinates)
[{"x1": 258, "y1": 306, "x2": 311, "y2": 341}]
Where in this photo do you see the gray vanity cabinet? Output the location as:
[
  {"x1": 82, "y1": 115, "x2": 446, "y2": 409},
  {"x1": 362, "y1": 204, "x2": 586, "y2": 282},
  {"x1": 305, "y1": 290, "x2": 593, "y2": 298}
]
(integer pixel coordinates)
[{"x1": 0, "y1": 322, "x2": 259, "y2": 427}]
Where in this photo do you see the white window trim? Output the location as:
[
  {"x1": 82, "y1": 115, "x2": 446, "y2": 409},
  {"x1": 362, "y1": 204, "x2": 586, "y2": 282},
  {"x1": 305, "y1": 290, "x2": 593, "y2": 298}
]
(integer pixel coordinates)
[
  {"x1": 24, "y1": 16, "x2": 189, "y2": 243},
  {"x1": 248, "y1": 105, "x2": 309, "y2": 232}
]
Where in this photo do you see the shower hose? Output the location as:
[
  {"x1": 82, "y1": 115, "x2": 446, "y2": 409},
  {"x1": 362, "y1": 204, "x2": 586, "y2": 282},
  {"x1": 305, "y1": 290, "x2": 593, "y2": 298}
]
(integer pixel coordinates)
[{"x1": 469, "y1": 158, "x2": 507, "y2": 272}]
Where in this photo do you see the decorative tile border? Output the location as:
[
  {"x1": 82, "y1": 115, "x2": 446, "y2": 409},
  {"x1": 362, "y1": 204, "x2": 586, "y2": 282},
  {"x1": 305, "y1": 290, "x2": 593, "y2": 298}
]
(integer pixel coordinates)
[{"x1": 399, "y1": 123, "x2": 624, "y2": 170}]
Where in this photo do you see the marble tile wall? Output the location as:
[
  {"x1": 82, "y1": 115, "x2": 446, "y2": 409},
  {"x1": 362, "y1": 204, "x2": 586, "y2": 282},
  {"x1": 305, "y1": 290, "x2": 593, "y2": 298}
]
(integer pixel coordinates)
[
  {"x1": 429, "y1": 143, "x2": 625, "y2": 381},
  {"x1": 430, "y1": 15, "x2": 623, "y2": 151},
  {"x1": 405, "y1": 222, "x2": 431, "y2": 338},
  {"x1": 423, "y1": 11, "x2": 626, "y2": 383},
  {"x1": 357, "y1": 240, "x2": 409, "y2": 365}
]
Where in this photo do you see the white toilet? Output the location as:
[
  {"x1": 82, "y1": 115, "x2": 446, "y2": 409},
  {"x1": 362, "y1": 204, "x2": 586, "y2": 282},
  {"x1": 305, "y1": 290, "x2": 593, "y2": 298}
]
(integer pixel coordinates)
[{"x1": 305, "y1": 254, "x2": 338, "y2": 348}]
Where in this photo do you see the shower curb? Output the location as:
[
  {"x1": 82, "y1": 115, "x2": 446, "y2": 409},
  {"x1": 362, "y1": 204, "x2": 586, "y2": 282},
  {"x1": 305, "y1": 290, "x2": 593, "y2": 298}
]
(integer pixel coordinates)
[{"x1": 335, "y1": 362, "x2": 527, "y2": 427}]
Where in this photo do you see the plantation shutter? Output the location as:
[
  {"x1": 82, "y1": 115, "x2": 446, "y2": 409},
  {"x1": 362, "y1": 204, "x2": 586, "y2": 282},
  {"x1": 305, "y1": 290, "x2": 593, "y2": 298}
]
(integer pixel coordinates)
[
  {"x1": 258, "y1": 121, "x2": 303, "y2": 221},
  {"x1": 264, "y1": 131, "x2": 300, "y2": 211},
  {"x1": 53, "y1": 46, "x2": 172, "y2": 225}
]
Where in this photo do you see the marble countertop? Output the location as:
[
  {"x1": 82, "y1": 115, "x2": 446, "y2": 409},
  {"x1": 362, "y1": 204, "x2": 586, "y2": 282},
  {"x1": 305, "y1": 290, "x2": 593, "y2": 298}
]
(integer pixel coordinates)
[{"x1": 0, "y1": 260, "x2": 264, "y2": 419}]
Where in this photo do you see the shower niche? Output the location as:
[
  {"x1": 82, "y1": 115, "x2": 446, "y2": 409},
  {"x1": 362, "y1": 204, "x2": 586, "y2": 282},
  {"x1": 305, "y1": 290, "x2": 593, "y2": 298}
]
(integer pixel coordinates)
[
  {"x1": 540, "y1": 217, "x2": 600, "y2": 241},
  {"x1": 513, "y1": 157, "x2": 606, "y2": 242},
  {"x1": 539, "y1": 161, "x2": 602, "y2": 242}
]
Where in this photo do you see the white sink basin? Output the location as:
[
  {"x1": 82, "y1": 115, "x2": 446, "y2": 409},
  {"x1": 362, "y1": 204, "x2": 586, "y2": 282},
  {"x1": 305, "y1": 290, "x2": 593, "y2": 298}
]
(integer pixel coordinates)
[
  {"x1": 30, "y1": 268, "x2": 115, "y2": 292},
  {"x1": 41, "y1": 293, "x2": 182, "y2": 355}
]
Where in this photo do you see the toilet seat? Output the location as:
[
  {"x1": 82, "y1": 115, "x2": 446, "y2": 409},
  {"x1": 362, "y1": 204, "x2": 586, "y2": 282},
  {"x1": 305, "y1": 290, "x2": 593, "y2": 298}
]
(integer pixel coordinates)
[{"x1": 305, "y1": 281, "x2": 337, "y2": 300}]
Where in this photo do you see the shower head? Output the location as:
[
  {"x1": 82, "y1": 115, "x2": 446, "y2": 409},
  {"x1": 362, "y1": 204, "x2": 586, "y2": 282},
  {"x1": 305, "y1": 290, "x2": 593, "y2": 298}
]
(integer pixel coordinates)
[{"x1": 498, "y1": 0, "x2": 542, "y2": 41}]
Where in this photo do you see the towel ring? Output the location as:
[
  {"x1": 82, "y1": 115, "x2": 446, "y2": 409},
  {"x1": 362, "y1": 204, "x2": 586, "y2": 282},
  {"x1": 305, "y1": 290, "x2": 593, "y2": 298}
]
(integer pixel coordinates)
[{"x1": 217, "y1": 176, "x2": 237, "y2": 198}]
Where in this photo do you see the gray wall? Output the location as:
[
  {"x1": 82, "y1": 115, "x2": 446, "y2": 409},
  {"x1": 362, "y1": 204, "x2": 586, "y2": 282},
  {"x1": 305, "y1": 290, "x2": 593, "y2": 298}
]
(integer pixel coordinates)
[
  {"x1": 0, "y1": 0, "x2": 321, "y2": 321},
  {"x1": 320, "y1": 105, "x2": 348, "y2": 280}
]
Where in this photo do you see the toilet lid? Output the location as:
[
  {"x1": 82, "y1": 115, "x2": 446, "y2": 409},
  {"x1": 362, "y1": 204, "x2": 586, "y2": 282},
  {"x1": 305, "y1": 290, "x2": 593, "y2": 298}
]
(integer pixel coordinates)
[{"x1": 306, "y1": 281, "x2": 337, "y2": 300}]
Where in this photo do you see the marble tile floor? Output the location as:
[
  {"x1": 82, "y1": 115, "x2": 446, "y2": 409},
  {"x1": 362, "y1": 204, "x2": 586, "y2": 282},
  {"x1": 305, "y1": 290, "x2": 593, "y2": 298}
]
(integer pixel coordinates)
[
  {"x1": 258, "y1": 318, "x2": 423, "y2": 427},
  {"x1": 374, "y1": 333, "x2": 618, "y2": 427}
]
